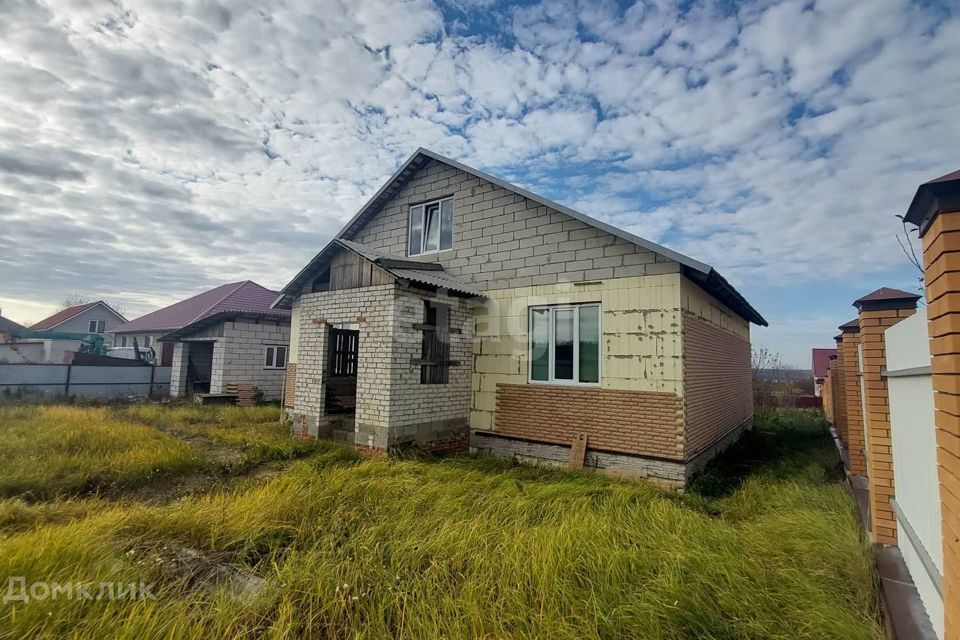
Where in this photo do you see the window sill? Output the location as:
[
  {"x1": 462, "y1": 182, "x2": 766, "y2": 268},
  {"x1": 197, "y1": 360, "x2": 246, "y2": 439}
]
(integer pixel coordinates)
[
  {"x1": 528, "y1": 379, "x2": 601, "y2": 387},
  {"x1": 407, "y1": 248, "x2": 454, "y2": 259}
]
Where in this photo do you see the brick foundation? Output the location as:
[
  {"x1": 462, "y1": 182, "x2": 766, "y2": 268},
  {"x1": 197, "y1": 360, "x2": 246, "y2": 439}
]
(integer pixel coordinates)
[{"x1": 472, "y1": 416, "x2": 752, "y2": 490}]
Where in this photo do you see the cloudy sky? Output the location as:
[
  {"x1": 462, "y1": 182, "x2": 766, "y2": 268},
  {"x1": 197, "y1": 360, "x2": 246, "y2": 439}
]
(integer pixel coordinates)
[{"x1": 1, "y1": 0, "x2": 957, "y2": 366}]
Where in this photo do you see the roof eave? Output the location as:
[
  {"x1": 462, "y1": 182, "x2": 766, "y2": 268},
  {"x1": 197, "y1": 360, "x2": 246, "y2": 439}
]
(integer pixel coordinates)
[
  {"x1": 159, "y1": 310, "x2": 290, "y2": 342},
  {"x1": 904, "y1": 175, "x2": 960, "y2": 235}
]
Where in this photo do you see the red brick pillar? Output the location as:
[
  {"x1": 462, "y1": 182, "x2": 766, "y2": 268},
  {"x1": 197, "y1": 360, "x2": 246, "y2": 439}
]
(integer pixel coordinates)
[
  {"x1": 839, "y1": 320, "x2": 867, "y2": 476},
  {"x1": 855, "y1": 288, "x2": 920, "y2": 544},
  {"x1": 824, "y1": 355, "x2": 837, "y2": 423},
  {"x1": 827, "y1": 356, "x2": 839, "y2": 424},
  {"x1": 904, "y1": 171, "x2": 960, "y2": 639},
  {"x1": 832, "y1": 335, "x2": 847, "y2": 446}
]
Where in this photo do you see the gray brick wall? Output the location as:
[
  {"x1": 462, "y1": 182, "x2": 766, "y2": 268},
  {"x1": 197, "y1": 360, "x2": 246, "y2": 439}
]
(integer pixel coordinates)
[{"x1": 347, "y1": 159, "x2": 677, "y2": 290}]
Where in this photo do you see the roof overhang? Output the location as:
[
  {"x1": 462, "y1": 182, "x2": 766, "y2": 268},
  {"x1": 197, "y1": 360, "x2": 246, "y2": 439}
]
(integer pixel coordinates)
[
  {"x1": 903, "y1": 170, "x2": 960, "y2": 236},
  {"x1": 159, "y1": 310, "x2": 291, "y2": 342},
  {"x1": 272, "y1": 238, "x2": 486, "y2": 309}
]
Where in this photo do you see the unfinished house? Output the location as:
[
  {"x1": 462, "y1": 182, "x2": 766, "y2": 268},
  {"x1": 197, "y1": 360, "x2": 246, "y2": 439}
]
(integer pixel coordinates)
[
  {"x1": 112, "y1": 281, "x2": 290, "y2": 400},
  {"x1": 274, "y1": 149, "x2": 766, "y2": 487}
]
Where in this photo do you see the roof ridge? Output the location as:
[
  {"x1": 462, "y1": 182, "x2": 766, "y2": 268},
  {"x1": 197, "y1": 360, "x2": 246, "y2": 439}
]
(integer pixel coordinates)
[{"x1": 192, "y1": 281, "x2": 249, "y2": 323}]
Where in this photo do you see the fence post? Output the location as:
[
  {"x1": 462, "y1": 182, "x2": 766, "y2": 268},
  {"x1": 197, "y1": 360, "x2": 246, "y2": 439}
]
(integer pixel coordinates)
[
  {"x1": 148, "y1": 365, "x2": 155, "y2": 400},
  {"x1": 64, "y1": 363, "x2": 72, "y2": 396},
  {"x1": 904, "y1": 171, "x2": 960, "y2": 640},
  {"x1": 855, "y1": 288, "x2": 920, "y2": 545},
  {"x1": 839, "y1": 319, "x2": 868, "y2": 477}
]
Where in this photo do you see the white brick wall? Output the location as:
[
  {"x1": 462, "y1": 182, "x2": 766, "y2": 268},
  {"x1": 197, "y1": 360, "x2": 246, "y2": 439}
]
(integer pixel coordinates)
[{"x1": 291, "y1": 282, "x2": 473, "y2": 448}]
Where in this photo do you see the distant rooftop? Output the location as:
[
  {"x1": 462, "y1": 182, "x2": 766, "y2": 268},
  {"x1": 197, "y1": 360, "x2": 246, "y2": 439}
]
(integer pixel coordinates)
[
  {"x1": 113, "y1": 281, "x2": 289, "y2": 333},
  {"x1": 812, "y1": 348, "x2": 837, "y2": 379}
]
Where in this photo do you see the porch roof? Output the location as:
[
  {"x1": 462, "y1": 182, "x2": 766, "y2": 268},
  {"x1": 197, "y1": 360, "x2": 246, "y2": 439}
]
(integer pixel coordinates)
[{"x1": 273, "y1": 239, "x2": 486, "y2": 308}]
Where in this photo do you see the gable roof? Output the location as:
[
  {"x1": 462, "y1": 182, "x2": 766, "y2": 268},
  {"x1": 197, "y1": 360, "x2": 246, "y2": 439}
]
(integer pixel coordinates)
[
  {"x1": 279, "y1": 148, "x2": 766, "y2": 325},
  {"x1": 903, "y1": 169, "x2": 960, "y2": 234},
  {"x1": 0, "y1": 313, "x2": 26, "y2": 335},
  {"x1": 811, "y1": 348, "x2": 836, "y2": 378},
  {"x1": 31, "y1": 301, "x2": 127, "y2": 330},
  {"x1": 113, "y1": 281, "x2": 289, "y2": 334}
]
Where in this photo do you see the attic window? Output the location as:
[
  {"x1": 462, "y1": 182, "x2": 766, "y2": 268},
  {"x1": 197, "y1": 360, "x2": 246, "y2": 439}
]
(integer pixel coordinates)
[
  {"x1": 88, "y1": 320, "x2": 105, "y2": 333},
  {"x1": 409, "y1": 198, "x2": 453, "y2": 256}
]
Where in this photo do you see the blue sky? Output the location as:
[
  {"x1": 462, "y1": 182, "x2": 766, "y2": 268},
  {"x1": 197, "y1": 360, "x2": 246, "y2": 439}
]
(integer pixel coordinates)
[{"x1": 0, "y1": 0, "x2": 957, "y2": 366}]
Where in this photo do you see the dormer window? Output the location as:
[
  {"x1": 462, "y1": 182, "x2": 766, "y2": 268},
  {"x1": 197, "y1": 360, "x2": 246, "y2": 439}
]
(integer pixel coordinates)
[{"x1": 408, "y1": 197, "x2": 453, "y2": 256}]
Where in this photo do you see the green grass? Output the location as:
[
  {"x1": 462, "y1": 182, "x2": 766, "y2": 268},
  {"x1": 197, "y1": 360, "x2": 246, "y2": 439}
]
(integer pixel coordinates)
[
  {"x1": 0, "y1": 406, "x2": 205, "y2": 500},
  {"x1": 0, "y1": 406, "x2": 882, "y2": 639},
  {"x1": 122, "y1": 404, "x2": 327, "y2": 466}
]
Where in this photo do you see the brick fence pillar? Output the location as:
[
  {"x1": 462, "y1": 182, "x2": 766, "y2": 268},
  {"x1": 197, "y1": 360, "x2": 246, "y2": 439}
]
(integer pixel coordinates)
[
  {"x1": 824, "y1": 355, "x2": 837, "y2": 423},
  {"x1": 904, "y1": 170, "x2": 960, "y2": 639},
  {"x1": 832, "y1": 334, "x2": 847, "y2": 446},
  {"x1": 839, "y1": 319, "x2": 867, "y2": 476},
  {"x1": 855, "y1": 288, "x2": 921, "y2": 544}
]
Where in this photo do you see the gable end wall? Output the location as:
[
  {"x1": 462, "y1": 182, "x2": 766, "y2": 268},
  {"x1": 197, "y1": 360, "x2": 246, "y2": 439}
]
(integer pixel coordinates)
[{"x1": 346, "y1": 158, "x2": 679, "y2": 290}]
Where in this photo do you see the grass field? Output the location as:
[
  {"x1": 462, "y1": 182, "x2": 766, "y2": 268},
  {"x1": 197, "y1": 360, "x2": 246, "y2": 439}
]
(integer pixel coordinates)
[{"x1": 0, "y1": 405, "x2": 882, "y2": 639}]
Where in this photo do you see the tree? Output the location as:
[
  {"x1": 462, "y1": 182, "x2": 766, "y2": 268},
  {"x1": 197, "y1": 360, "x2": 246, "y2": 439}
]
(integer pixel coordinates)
[
  {"x1": 752, "y1": 346, "x2": 785, "y2": 412},
  {"x1": 58, "y1": 294, "x2": 127, "y2": 318}
]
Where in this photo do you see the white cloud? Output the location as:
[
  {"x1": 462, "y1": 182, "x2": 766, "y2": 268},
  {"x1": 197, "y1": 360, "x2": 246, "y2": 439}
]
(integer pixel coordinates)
[{"x1": 0, "y1": 0, "x2": 955, "y2": 368}]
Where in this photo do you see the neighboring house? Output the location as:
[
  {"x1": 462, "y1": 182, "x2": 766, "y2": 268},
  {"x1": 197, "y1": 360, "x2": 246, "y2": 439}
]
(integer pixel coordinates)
[
  {"x1": 274, "y1": 148, "x2": 767, "y2": 488},
  {"x1": 0, "y1": 309, "x2": 38, "y2": 363},
  {"x1": 812, "y1": 348, "x2": 838, "y2": 397},
  {"x1": 22, "y1": 301, "x2": 127, "y2": 363},
  {"x1": 110, "y1": 281, "x2": 291, "y2": 400}
]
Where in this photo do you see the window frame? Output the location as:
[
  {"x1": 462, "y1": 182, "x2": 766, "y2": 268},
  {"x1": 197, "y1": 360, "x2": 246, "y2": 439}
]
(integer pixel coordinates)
[
  {"x1": 263, "y1": 345, "x2": 288, "y2": 369},
  {"x1": 88, "y1": 320, "x2": 105, "y2": 333},
  {"x1": 408, "y1": 197, "x2": 454, "y2": 257},
  {"x1": 528, "y1": 303, "x2": 601, "y2": 386}
]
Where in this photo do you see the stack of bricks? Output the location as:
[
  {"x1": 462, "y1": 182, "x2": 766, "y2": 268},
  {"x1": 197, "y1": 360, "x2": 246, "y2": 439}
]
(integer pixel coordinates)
[
  {"x1": 907, "y1": 175, "x2": 960, "y2": 639},
  {"x1": 839, "y1": 319, "x2": 867, "y2": 477},
  {"x1": 235, "y1": 383, "x2": 257, "y2": 408},
  {"x1": 855, "y1": 288, "x2": 920, "y2": 544}
]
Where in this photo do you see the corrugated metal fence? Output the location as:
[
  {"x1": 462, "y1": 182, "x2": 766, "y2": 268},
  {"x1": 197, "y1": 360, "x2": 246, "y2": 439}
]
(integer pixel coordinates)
[{"x1": 0, "y1": 364, "x2": 171, "y2": 399}]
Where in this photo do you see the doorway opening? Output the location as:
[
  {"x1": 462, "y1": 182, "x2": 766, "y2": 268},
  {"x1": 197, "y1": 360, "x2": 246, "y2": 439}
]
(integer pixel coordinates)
[
  {"x1": 185, "y1": 341, "x2": 214, "y2": 396},
  {"x1": 325, "y1": 328, "x2": 358, "y2": 415}
]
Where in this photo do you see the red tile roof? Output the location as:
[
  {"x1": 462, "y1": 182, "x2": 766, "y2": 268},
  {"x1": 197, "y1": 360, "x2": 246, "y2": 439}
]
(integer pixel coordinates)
[
  {"x1": 812, "y1": 348, "x2": 837, "y2": 379},
  {"x1": 112, "y1": 281, "x2": 289, "y2": 334},
  {"x1": 31, "y1": 302, "x2": 100, "y2": 330}
]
